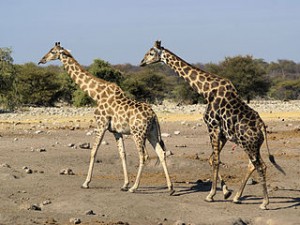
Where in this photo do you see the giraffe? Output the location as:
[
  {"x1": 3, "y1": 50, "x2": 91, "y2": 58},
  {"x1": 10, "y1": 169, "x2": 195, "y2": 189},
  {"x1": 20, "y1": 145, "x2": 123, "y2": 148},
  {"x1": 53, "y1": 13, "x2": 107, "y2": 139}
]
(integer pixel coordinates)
[
  {"x1": 38, "y1": 42, "x2": 173, "y2": 194},
  {"x1": 140, "y1": 40, "x2": 285, "y2": 209}
]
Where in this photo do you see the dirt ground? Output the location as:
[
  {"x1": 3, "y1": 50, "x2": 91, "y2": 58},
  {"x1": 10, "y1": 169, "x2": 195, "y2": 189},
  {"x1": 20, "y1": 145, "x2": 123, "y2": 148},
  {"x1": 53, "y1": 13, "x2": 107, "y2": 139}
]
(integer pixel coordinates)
[{"x1": 0, "y1": 109, "x2": 299, "y2": 225}]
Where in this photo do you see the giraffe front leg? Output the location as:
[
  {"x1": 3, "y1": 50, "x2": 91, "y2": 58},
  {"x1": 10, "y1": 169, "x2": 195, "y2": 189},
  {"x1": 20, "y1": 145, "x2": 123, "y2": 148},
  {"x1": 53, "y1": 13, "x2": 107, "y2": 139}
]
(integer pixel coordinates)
[
  {"x1": 209, "y1": 152, "x2": 232, "y2": 199},
  {"x1": 206, "y1": 153, "x2": 220, "y2": 202},
  {"x1": 82, "y1": 127, "x2": 106, "y2": 189},
  {"x1": 114, "y1": 133, "x2": 129, "y2": 191}
]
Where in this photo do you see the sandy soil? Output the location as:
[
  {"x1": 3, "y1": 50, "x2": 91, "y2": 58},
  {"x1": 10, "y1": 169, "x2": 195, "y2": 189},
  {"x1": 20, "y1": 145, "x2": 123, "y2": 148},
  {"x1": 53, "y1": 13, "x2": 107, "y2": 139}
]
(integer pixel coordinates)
[{"x1": 0, "y1": 105, "x2": 299, "y2": 225}]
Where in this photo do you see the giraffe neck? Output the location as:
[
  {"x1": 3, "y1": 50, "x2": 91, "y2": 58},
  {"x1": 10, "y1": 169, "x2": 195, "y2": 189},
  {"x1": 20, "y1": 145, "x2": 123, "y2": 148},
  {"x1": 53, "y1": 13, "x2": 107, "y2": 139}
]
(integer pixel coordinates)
[
  {"x1": 60, "y1": 53, "x2": 109, "y2": 102},
  {"x1": 161, "y1": 49, "x2": 223, "y2": 101}
]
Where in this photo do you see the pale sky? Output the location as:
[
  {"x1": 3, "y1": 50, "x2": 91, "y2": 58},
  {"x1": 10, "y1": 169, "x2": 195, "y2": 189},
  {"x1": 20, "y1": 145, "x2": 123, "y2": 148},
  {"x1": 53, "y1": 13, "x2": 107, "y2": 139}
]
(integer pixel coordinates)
[{"x1": 1, "y1": 0, "x2": 299, "y2": 65}]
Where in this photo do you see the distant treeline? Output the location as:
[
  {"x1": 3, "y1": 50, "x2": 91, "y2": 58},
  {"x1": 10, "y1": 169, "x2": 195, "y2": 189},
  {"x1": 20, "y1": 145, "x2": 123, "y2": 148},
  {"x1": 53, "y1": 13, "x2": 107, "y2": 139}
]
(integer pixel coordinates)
[{"x1": 1, "y1": 47, "x2": 300, "y2": 110}]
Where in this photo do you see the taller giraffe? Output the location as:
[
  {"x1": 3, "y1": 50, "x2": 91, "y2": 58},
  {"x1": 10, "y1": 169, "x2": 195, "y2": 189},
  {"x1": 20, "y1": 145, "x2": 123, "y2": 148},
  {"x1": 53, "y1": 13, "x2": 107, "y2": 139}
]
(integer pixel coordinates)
[
  {"x1": 140, "y1": 41, "x2": 285, "y2": 209},
  {"x1": 38, "y1": 42, "x2": 173, "y2": 193}
]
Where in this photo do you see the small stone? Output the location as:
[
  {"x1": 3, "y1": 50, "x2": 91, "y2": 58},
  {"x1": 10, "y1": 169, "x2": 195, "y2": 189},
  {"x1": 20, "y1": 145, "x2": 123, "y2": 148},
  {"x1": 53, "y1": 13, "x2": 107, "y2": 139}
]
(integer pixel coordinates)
[
  {"x1": 174, "y1": 220, "x2": 186, "y2": 225},
  {"x1": 101, "y1": 140, "x2": 109, "y2": 145},
  {"x1": 59, "y1": 168, "x2": 75, "y2": 175},
  {"x1": 79, "y1": 143, "x2": 91, "y2": 149},
  {"x1": 25, "y1": 168, "x2": 33, "y2": 174},
  {"x1": 28, "y1": 204, "x2": 41, "y2": 211},
  {"x1": 166, "y1": 150, "x2": 173, "y2": 156},
  {"x1": 86, "y1": 131, "x2": 93, "y2": 136},
  {"x1": 246, "y1": 178, "x2": 257, "y2": 185},
  {"x1": 0, "y1": 163, "x2": 11, "y2": 168},
  {"x1": 68, "y1": 143, "x2": 75, "y2": 148},
  {"x1": 14, "y1": 138, "x2": 18, "y2": 141},
  {"x1": 42, "y1": 199, "x2": 52, "y2": 205},
  {"x1": 174, "y1": 131, "x2": 180, "y2": 135},
  {"x1": 34, "y1": 130, "x2": 43, "y2": 134},
  {"x1": 70, "y1": 218, "x2": 81, "y2": 224},
  {"x1": 85, "y1": 210, "x2": 96, "y2": 215},
  {"x1": 194, "y1": 153, "x2": 200, "y2": 160},
  {"x1": 36, "y1": 148, "x2": 47, "y2": 152},
  {"x1": 161, "y1": 133, "x2": 171, "y2": 138}
]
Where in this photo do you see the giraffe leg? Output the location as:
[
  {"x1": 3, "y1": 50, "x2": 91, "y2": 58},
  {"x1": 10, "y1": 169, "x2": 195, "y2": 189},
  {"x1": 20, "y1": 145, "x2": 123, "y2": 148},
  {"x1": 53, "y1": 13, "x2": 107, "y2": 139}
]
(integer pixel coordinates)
[
  {"x1": 147, "y1": 133, "x2": 174, "y2": 194},
  {"x1": 233, "y1": 155, "x2": 269, "y2": 210},
  {"x1": 208, "y1": 152, "x2": 231, "y2": 199},
  {"x1": 233, "y1": 159, "x2": 255, "y2": 204},
  {"x1": 129, "y1": 136, "x2": 146, "y2": 193},
  {"x1": 82, "y1": 126, "x2": 106, "y2": 189},
  {"x1": 114, "y1": 133, "x2": 129, "y2": 191},
  {"x1": 205, "y1": 129, "x2": 220, "y2": 202}
]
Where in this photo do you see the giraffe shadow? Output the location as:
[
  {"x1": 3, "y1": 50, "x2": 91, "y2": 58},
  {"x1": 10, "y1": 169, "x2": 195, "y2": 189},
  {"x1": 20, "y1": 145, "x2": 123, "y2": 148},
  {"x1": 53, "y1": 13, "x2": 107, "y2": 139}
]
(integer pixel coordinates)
[
  {"x1": 170, "y1": 180, "x2": 213, "y2": 196},
  {"x1": 236, "y1": 187, "x2": 300, "y2": 210}
]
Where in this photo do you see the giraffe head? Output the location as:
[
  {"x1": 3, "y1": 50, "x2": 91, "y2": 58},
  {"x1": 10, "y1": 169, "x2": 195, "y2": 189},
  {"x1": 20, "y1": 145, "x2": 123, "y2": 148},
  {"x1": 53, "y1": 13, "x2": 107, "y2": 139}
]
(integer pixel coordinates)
[
  {"x1": 38, "y1": 42, "x2": 71, "y2": 64},
  {"x1": 140, "y1": 40, "x2": 164, "y2": 67}
]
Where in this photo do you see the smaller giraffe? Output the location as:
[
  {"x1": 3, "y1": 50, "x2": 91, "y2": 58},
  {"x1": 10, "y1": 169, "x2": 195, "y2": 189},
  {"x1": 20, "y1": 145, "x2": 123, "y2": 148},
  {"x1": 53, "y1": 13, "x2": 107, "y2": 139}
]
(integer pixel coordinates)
[
  {"x1": 38, "y1": 42, "x2": 173, "y2": 194},
  {"x1": 140, "y1": 41, "x2": 285, "y2": 209}
]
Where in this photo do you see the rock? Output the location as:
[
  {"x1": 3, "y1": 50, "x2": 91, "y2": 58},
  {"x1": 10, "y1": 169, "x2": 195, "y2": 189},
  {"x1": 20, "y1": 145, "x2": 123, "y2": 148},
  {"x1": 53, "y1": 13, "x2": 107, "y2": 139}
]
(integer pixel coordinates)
[
  {"x1": 0, "y1": 163, "x2": 11, "y2": 168},
  {"x1": 42, "y1": 199, "x2": 52, "y2": 205},
  {"x1": 166, "y1": 150, "x2": 174, "y2": 156},
  {"x1": 59, "y1": 168, "x2": 75, "y2": 175},
  {"x1": 36, "y1": 148, "x2": 47, "y2": 152},
  {"x1": 28, "y1": 204, "x2": 41, "y2": 211},
  {"x1": 86, "y1": 131, "x2": 93, "y2": 136},
  {"x1": 101, "y1": 140, "x2": 109, "y2": 145},
  {"x1": 70, "y1": 218, "x2": 81, "y2": 224},
  {"x1": 174, "y1": 220, "x2": 186, "y2": 225},
  {"x1": 14, "y1": 138, "x2": 18, "y2": 141},
  {"x1": 85, "y1": 210, "x2": 96, "y2": 215},
  {"x1": 161, "y1": 133, "x2": 171, "y2": 137},
  {"x1": 68, "y1": 143, "x2": 76, "y2": 148},
  {"x1": 175, "y1": 144, "x2": 187, "y2": 148},
  {"x1": 174, "y1": 130, "x2": 181, "y2": 135},
  {"x1": 22, "y1": 166, "x2": 33, "y2": 174},
  {"x1": 246, "y1": 178, "x2": 257, "y2": 185},
  {"x1": 79, "y1": 142, "x2": 91, "y2": 149},
  {"x1": 34, "y1": 130, "x2": 43, "y2": 134}
]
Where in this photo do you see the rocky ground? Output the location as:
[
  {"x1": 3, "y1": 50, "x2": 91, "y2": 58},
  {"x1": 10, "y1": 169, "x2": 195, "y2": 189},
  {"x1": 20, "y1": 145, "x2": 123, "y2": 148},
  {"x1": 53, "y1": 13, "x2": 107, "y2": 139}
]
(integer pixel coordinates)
[{"x1": 0, "y1": 101, "x2": 299, "y2": 225}]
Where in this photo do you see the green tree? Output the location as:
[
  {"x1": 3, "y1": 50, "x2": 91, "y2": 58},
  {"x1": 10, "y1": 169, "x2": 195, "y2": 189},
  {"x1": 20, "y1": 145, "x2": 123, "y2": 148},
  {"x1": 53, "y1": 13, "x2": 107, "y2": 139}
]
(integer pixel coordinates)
[
  {"x1": 15, "y1": 63, "x2": 60, "y2": 106},
  {"x1": 0, "y1": 47, "x2": 17, "y2": 110},
  {"x1": 121, "y1": 68, "x2": 167, "y2": 103},
  {"x1": 211, "y1": 55, "x2": 270, "y2": 102},
  {"x1": 269, "y1": 78, "x2": 300, "y2": 100}
]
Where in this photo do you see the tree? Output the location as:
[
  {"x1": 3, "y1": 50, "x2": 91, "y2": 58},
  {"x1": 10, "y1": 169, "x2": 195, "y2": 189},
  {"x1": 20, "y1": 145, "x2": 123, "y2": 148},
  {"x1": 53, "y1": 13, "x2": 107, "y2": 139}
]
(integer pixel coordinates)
[
  {"x1": 15, "y1": 63, "x2": 60, "y2": 106},
  {"x1": 210, "y1": 55, "x2": 270, "y2": 102},
  {"x1": 0, "y1": 47, "x2": 17, "y2": 110},
  {"x1": 121, "y1": 67, "x2": 168, "y2": 103}
]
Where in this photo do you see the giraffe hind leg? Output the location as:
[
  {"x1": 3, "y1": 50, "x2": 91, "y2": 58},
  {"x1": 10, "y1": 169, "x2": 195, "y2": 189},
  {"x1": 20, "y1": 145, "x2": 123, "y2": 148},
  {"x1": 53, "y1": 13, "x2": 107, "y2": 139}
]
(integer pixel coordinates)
[
  {"x1": 128, "y1": 135, "x2": 146, "y2": 193},
  {"x1": 114, "y1": 133, "x2": 129, "y2": 191},
  {"x1": 147, "y1": 132, "x2": 174, "y2": 194}
]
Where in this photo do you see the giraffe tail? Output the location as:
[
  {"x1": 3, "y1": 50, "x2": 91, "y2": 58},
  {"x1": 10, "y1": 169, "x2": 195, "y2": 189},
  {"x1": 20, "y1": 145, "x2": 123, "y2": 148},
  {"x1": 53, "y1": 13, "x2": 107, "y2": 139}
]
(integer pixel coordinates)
[{"x1": 263, "y1": 124, "x2": 286, "y2": 175}]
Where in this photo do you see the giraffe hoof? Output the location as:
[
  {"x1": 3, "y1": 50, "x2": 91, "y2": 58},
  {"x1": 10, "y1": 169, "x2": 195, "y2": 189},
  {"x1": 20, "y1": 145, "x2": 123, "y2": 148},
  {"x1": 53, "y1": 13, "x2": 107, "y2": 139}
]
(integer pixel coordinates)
[
  {"x1": 129, "y1": 188, "x2": 136, "y2": 193},
  {"x1": 81, "y1": 185, "x2": 89, "y2": 189},
  {"x1": 205, "y1": 197, "x2": 214, "y2": 202},
  {"x1": 224, "y1": 190, "x2": 232, "y2": 199},
  {"x1": 233, "y1": 199, "x2": 241, "y2": 204},
  {"x1": 169, "y1": 190, "x2": 175, "y2": 196},
  {"x1": 120, "y1": 187, "x2": 129, "y2": 192},
  {"x1": 259, "y1": 204, "x2": 268, "y2": 210}
]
